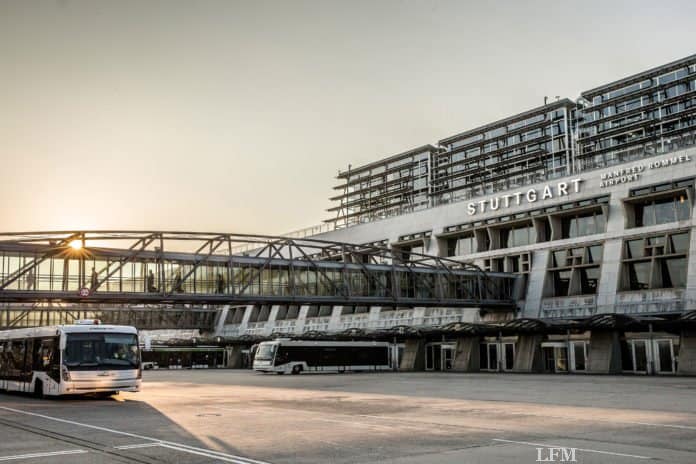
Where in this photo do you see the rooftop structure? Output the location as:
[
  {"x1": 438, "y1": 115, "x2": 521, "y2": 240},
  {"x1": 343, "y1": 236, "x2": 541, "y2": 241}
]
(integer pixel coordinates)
[{"x1": 326, "y1": 54, "x2": 696, "y2": 229}]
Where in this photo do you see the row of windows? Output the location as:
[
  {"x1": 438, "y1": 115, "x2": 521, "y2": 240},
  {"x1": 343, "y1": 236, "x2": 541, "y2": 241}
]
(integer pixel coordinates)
[
  {"x1": 583, "y1": 115, "x2": 696, "y2": 153},
  {"x1": 543, "y1": 231, "x2": 691, "y2": 297},
  {"x1": 588, "y1": 65, "x2": 696, "y2": 106},
  {"x1": 446, "y1": 108, "x2": 568, "y2": 150},
  {"x1": 445, "y1": 209, "x2": 606, "y2": 257},
  {"x1": 582, "y1": 96, "x2": 696, "y2": 136}
]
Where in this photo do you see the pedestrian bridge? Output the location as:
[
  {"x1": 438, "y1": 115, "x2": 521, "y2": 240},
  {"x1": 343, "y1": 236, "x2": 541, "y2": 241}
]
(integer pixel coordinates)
[{"x1": 0, "y1": 231, "x2": 519, "y2": 329}]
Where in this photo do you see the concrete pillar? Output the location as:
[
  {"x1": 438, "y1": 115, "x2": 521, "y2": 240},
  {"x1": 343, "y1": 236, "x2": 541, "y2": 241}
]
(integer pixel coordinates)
[
  {"x1": 294, "y1": 305, "x2": 309, "y2": 334},
  {"x1": 328, "y1": 306, "x2": 343, "y2": 332},
  {"x1": 265, "y1": 305, "x2": 280, "y2": 335},
  {"x1": 400, "y1": 339, "x2": 425, "y2": 371},
  {"x1": 587, "y1": 331, "x2": 623, "y2": 374},
  {"x1": 368, "y1": 306, "x2": 381, "y2": 328},
  {"x1": 225, "y1": 346, "x2": 245, "y2": 369},
  {"x1": 512, "y1": 335, "x2": 544, "y2": 372},
  {"x1": 595, "y1": 239, "x2": 623, "y2": 314},
  {"x1": 678, "y1": 330, "x2": 696, "y2": 376},
  {"x1": 452, "y1": 337, "x2": 480, "y2": 372},
  {"x1": 238, "y1": 304, "x2": 254, "y2": 333},
  {"x1": 213, "y1": 305, "x2": 230, "y2": 336},
  {"x1": 523, "y1": 249, "x2": 549, "y2": 318}
]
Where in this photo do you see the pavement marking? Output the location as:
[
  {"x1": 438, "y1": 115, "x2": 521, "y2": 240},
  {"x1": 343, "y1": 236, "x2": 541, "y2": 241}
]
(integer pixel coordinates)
[
  {"x1": 361, "y1": 411, "x2": 696, "y2": 432},
  {"x1": 113, "y1": 443, "x2": 161, "y2": 450},
  {"x1": 0, "y1": 450, "x2": 88, "y2": 461},
  {"x1": 492, "y1": 438, "x2": 653, "y2": 460},
  {"x1": 494, "y1": 409, "x2": 696, "y2": 431},
  {"x1": 623, "y1": 420, "x2": 696, "y2": 431},
  {"x1": 0, "y1": 406, "x2": 270, "y2": 464}
]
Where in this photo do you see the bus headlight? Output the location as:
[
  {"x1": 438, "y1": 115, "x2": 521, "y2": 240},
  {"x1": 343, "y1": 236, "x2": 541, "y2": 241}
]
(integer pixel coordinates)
[{"x1": 61, "y1": 365, "x2": 71, "y2": 381}]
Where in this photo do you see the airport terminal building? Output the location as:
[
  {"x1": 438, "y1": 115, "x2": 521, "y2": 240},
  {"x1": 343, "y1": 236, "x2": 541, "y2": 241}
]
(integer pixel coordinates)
[{"x1": 217, "y1": 54, "x2": 696, "y2": 376}]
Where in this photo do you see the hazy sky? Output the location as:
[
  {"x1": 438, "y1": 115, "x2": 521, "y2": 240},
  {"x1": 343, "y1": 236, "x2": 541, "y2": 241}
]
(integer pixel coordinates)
[{"x1": 1, "y1": 0, "x2": 694, "y2": 234}]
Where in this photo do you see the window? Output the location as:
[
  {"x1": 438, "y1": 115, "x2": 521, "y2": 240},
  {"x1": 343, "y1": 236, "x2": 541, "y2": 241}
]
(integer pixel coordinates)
[
  {"x1": 547, "y1": 244, "x2": 603, "y2": 297},
  {"x1": 499, "y1": 222, "x2": 535, "y2": 249},
  {"x1": 561, "y1": 211, "x2": 605, "y2": 238},
  {"x1": 622, "y1": 231, "x2": 690, "y2": 290},
  {"x1": 634, "y1": 195, "x2": 690, "y2": 227},
  {"x1": 447, "y1": 233, "x2": 476, "y2": 257}
]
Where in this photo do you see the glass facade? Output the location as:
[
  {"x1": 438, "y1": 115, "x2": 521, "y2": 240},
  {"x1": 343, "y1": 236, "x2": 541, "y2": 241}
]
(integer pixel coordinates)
[{"x1": 577, "y1": 58, "x2": 696, "y2": 172}]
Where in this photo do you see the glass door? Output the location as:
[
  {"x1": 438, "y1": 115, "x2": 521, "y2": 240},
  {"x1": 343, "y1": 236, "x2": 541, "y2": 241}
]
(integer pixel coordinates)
[
  {"x1": 441, "y1": 345, "x2": 455, "y2": 371},
  {"x1": 633, "y1": 340, "x2": 649, "y2": 373},
  {"x1": 569, "y1": 341, "x2": 587, "y2": 372},
  {"x1": 425, "y1": 344, "x2": 435, "y2": 370},
  {"x1": 501, "y1": 342, "x2": 515, "y2": 371},
  {"x1": 653, "y1": 339, "x2": 676, "y2": 374},
  {"x1": 425, "y1": 344, "x2": 443, "y2": 371},
  {"x1": 542, "y1": 343, "x2": 568, "y2": 373},
  {"x1": 479, "y1": 342, "x2": 499, "y2": 371}
]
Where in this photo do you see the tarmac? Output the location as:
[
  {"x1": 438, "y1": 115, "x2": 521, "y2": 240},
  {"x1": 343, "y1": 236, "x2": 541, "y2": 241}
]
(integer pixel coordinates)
[{"x1": 2, "y1": 370, "x2": 696, "y2": 463}]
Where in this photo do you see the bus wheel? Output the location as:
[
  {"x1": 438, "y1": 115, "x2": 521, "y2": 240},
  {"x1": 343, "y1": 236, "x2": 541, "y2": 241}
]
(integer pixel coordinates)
[
  {"x1": 291, "y1": 365, "x2": 302, "y2": 375},
  {"x1": 33, "y1": 380, "x2": 44, "y2": 399}
]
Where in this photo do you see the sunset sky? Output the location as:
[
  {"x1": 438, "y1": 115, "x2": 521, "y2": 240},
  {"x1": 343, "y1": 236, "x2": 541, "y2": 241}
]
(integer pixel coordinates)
[{"x1": 1, "y1": 0, "x2": 694, "y2": 234}]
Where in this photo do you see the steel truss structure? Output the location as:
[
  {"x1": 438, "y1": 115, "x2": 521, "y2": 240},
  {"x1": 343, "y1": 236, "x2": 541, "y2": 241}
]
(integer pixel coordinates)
[
  {"x1": 0, "y1": 302, "x2": 217, "y2": 331},
  {"x1": 0, "y1": 232, "x2": 518, "y2": 323}
]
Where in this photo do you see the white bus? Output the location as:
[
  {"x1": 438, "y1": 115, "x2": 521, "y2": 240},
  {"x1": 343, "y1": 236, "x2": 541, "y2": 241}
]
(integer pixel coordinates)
[
  {"x1": 253, "y1": 339, "x2": 392, "y2": 374},
  {"x1": 0, "y1": 320, "x2": 141, "y2": 397}
]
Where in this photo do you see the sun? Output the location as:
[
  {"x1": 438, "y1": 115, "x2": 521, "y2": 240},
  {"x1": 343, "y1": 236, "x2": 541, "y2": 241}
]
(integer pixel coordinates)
[{"x1": 69, "y1": 239, "x2": 83, "y2": 250}]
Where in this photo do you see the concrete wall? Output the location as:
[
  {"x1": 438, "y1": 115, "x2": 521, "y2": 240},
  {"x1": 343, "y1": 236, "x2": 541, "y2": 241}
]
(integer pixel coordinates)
[
  {"x1": 452, "y1": 337, "x2": 480, "y2": 372},
  {"x1": 678, "y1": 331, "x2": 696, "y2": 375},
  {"x1": 400, "y1": 339, "x2": 425, "y2": 371},
  {"x1": 225, "y1": 346, "x2": 245, "y2": 369},
  {"x1": 588, "y1": 331, "x2": 623, "y2": 374},
  {"x1": 512, "y1": 335, "x2": 544, "y2": 372}
]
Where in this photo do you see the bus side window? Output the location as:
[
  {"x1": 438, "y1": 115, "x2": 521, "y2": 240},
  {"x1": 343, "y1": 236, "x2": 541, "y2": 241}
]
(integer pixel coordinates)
[
  {"x1": 32, "y1": 338, "x2": 43, "y2": 371},
  {"x1": 42, "y1": 338, "x2": 60, "y2": 382},
  {"x1": 23, "y1": 339, "x2": 34, "y2": 380},
  {"x1": 8, "y1": 340, "x2": 25, "y2": 380},
  {"x1": 0, "y1": 342, "x2": 6, "y2": 379},
  {"x1": 35, "y1": 338, "x2": 56, "y2": 369}
]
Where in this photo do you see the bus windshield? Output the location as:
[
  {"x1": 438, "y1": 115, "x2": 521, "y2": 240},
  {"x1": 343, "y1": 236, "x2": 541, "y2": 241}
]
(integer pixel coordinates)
[
  {"x1": 64, "y1": 333, "x2": 139, "y2": 370},
  {"x1": 255, "y1": 344, "x2": 277, "y2": 361}
]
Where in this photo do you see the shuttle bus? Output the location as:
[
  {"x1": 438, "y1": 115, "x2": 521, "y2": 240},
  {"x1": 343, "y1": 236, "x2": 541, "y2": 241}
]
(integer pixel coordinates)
[
  {"x1": 0, "y1": 321, "x2": 141, "y2": 397},
  {"x1": 253, "y1": 339, "x2": 391, "y2": 374}
]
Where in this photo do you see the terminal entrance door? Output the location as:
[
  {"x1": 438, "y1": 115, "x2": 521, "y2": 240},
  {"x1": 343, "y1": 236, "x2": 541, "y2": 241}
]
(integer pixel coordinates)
[
  {"x1": 622, "y1": 340, "x2": 649, "y2": 374},
  {"x1": 542, "y1": 341, "x2": 587, "y2": 373},
  {"x1": 480, "y1": 342, "x2": 515, "y2": 371},
  {"x1": 542, "y1": 343, "x2": 568, "y2": 373},
  {"x1": 653, "y1": 339, "x2": 677, "y2": 374},
  {"x1": 425, "y1": 343, "x2": 455, "y2": 371},
  {"x1": 621, "y1": 339, "x2": 677, "y2": 374}
]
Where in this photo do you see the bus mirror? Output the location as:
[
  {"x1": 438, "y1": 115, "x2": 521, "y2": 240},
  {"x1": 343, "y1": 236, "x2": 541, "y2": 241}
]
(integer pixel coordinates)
[{"x1": 59, "y1": 337, "x2": 66, "y2": 351}]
